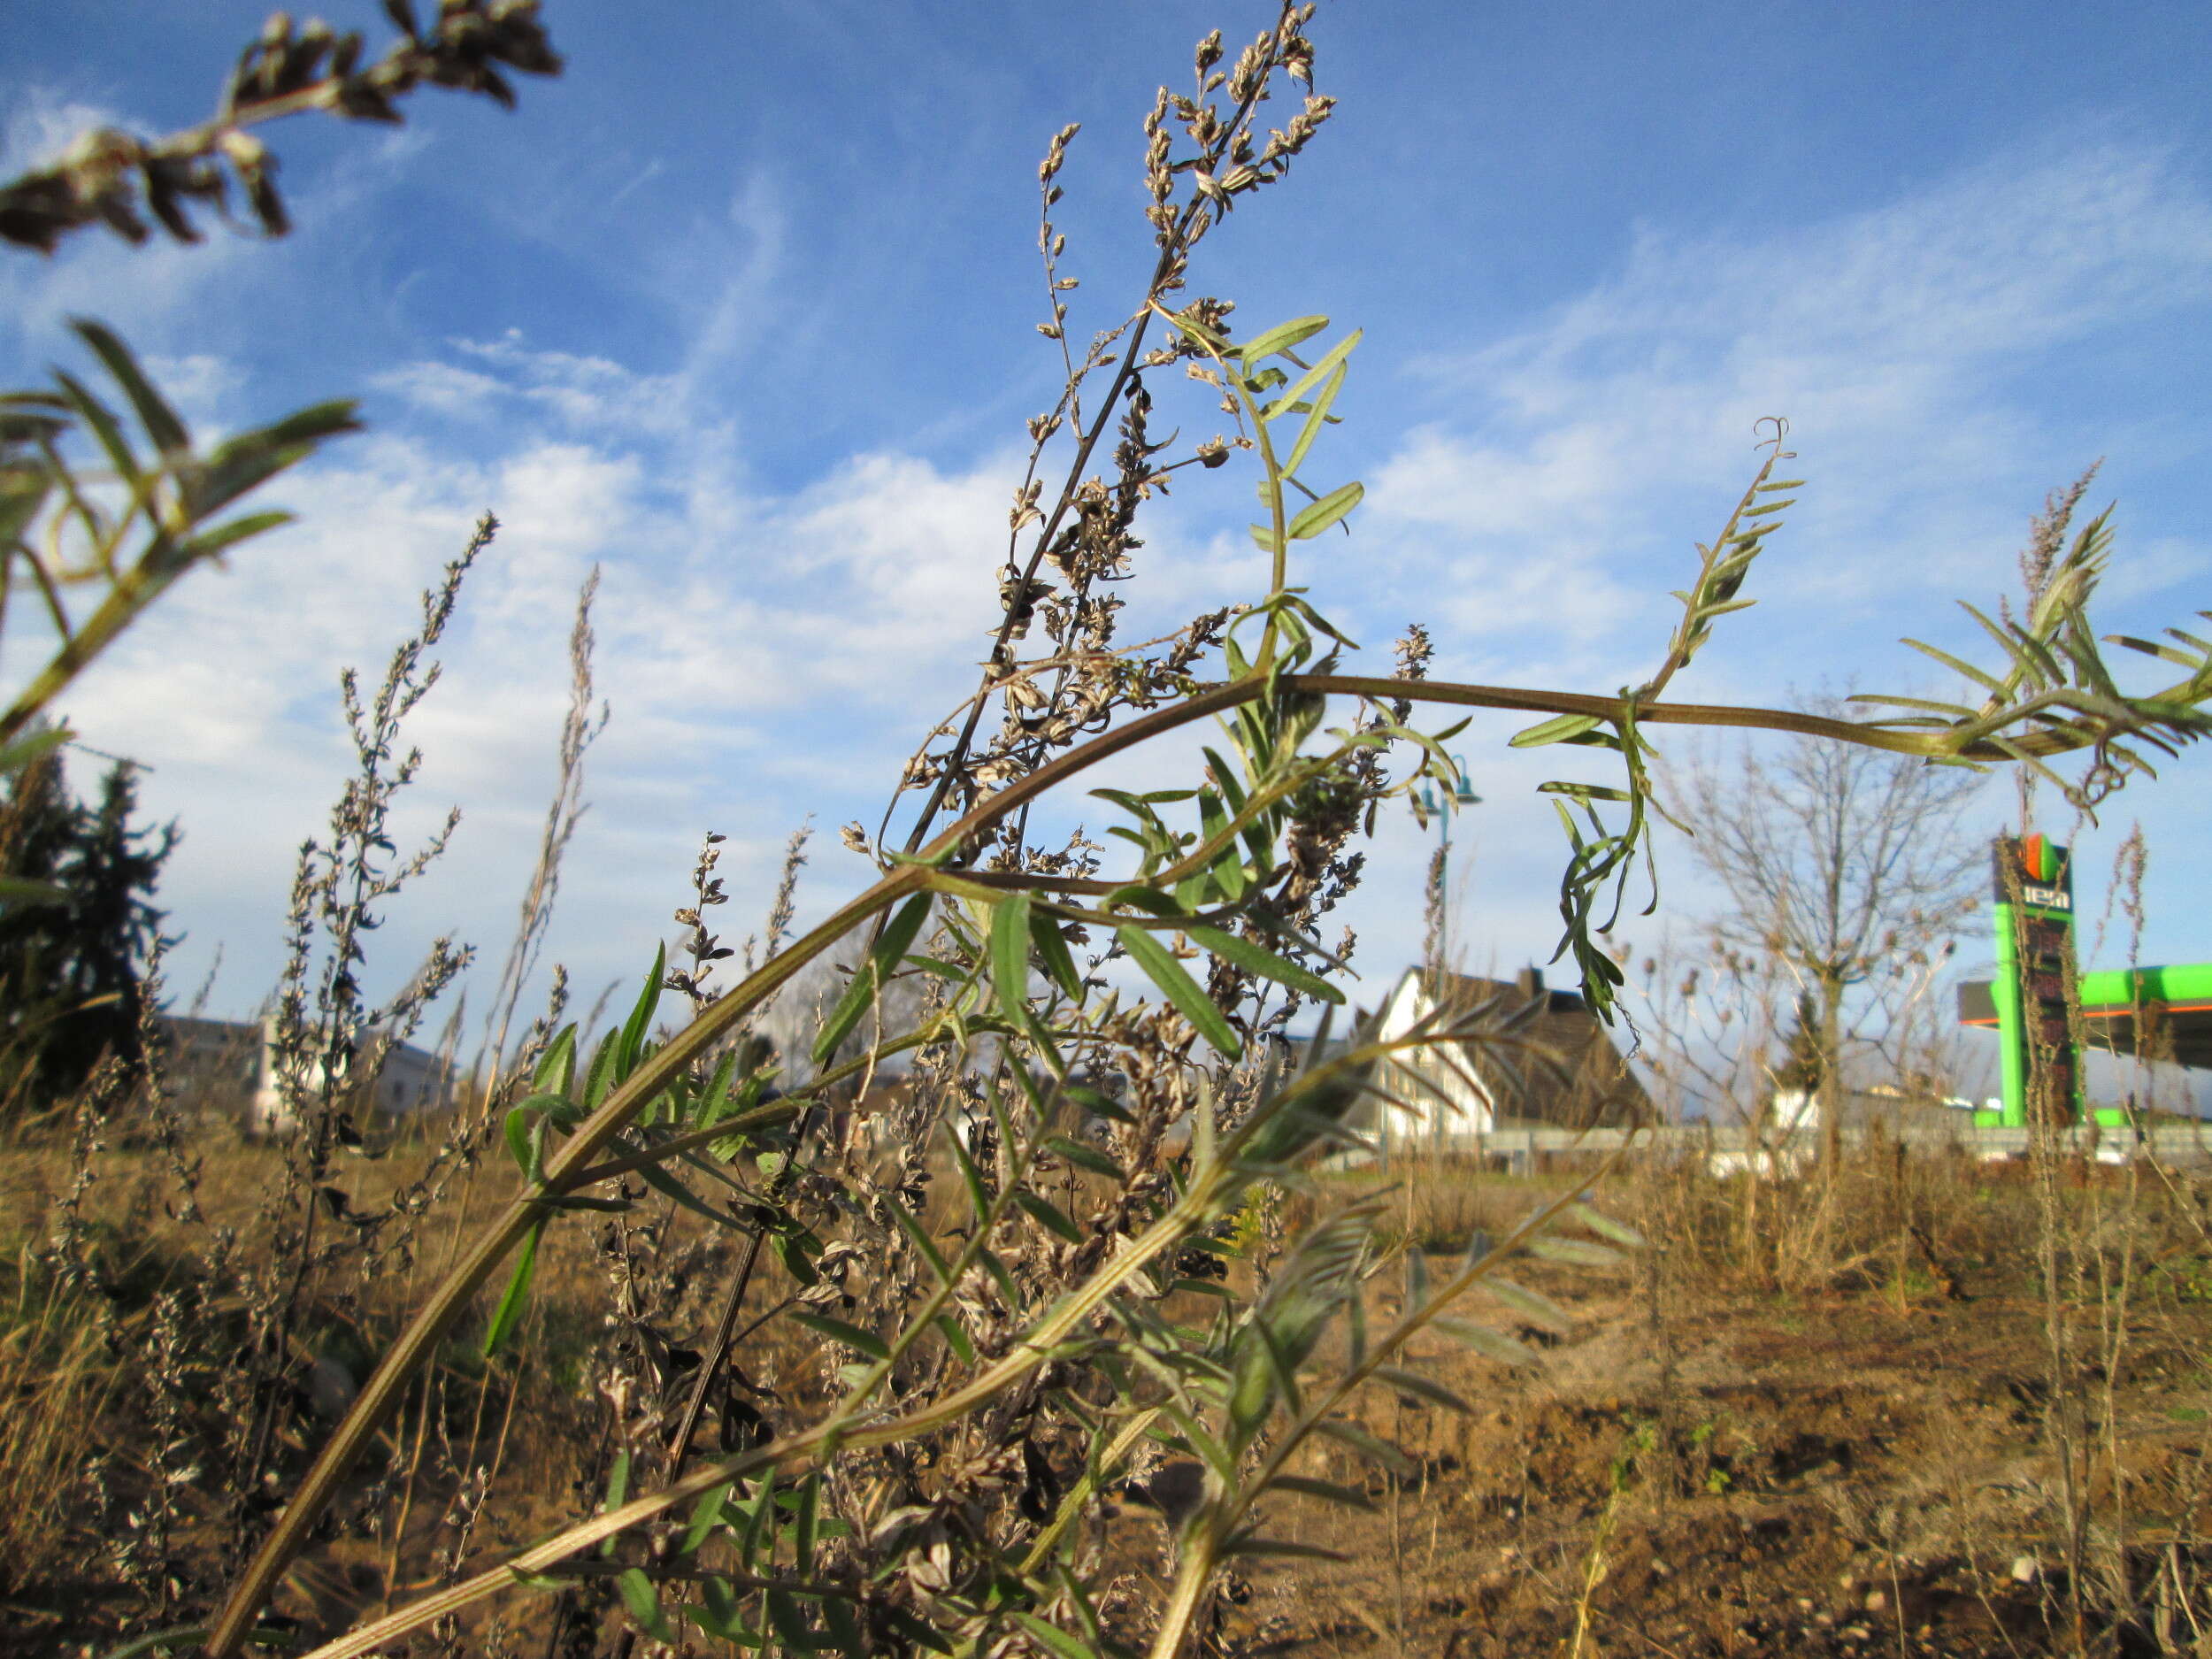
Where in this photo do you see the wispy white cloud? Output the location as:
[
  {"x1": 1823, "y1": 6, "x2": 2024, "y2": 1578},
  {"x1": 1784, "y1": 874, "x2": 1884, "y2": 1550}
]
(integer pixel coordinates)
[
  {"x1": 1341, "y1": 143, "x2": 2212, "y2": 680},
  {"x1": 28, "y1": 126, "x2": 2212, "y2": 1029}
]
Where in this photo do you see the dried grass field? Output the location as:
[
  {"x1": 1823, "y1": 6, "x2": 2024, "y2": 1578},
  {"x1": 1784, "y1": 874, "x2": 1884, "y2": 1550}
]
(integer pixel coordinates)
[{"x1": 11, "y1": 1118, "x2": 2212, "y2": 1659}]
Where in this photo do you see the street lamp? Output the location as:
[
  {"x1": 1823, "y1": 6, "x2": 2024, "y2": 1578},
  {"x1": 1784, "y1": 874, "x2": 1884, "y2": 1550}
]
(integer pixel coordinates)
[{"x1": 1411, "y1": 753, "x2": 1481, "y2": 884}]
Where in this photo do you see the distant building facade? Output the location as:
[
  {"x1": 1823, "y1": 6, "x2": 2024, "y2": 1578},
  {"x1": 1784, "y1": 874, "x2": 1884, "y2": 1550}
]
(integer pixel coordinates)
[
  {"x1": 155, "y1": 1014, "x2": 457, "y2": 1133},
  {"x1": 1357, "y1": 966, "x2": 1654, "y2": 1157}
]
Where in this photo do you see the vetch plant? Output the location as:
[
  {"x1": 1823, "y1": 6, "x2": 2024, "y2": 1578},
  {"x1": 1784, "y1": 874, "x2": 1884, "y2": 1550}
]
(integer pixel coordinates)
[{"x1": 12, "y1": 5, "x2": 2204, "y2": 1657}]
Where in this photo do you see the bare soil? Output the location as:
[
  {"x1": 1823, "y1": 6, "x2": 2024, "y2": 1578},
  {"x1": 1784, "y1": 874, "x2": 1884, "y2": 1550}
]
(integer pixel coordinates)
[{"x1": 1191, "y1": 1271, "x2": 2212, "y2": 1658}]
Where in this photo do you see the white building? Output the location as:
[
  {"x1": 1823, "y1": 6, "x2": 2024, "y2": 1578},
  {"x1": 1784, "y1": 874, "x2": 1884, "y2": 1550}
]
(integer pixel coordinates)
[
  {"x1": 1356, "y1": 966, "x2": 1655, "y2": 1160},
  {"x1": 157, "y1": 1014, "x2": 457, "y2": 1133}
]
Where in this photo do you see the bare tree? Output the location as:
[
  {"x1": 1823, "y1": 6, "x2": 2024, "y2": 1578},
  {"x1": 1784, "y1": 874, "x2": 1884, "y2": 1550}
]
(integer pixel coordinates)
[{"x1": 1662, "y1": 693, "x2": 1987, "y2": 1161}]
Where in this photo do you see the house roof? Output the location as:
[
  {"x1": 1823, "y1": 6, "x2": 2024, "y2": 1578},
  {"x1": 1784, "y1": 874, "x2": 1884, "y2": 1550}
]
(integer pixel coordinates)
[{"x1": 1397, "y1": 966, "x2": 1655, "y2": 1129}]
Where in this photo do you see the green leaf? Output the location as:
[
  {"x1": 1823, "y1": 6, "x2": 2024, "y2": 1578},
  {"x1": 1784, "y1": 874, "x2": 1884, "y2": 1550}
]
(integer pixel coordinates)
[
  {"x1": 0, "y1": 724, "x2": 71, "y2": 780},
  {"x1": 886, "y1": 1197, "x2": 956, "y2": 1286},
  {"x1": 1509, "y1": 712, "x2": 1604, "y2": 748},
  {"x1": 49, "y1": 370, "x2": 137, "y2": 485},
  {"x1": 1236, "y1": 315, "x2": 1330, "y2": 364},
  {"x1": 1569, "y1": 1201, "x2": 1647, "y2": 1249},
  {"x1": 616, "y1": 941, "x2": 666, "y2": 1079},
  {"x1": 817, "y1": 1593, "x2": 863, "y2": 1654},
  {"x1": 1901, "y1": 636, "x2": 2008, "y2": 695},
  {"x1": 794, "y1": 1472, "x2": 821, "y2": 1574},
  {"x1": 1372, "y1": 1364, "x2": 1476, "y2": 1415},
  {"x1": 878, "y1": 1607, "x2": 955, "y2": 1655},
  {"x1": 1013, "y1": 1188, "x2": 1085, "y2": 1245},
  {"x1": 764, "y1": 1587, "x2": 818, "y2": 1655},
  {"x1": 480, "y1": 1220, "x2": 542, "y2": 1358},
  {"x1": 1010, "y1": 1612, "x2": 1097, "y2": 1659},
  {"x1": 1432, "y1": 1317, "x2": 1541, "y2": 1369},
  {"x1": 991, "y1": 891, "x2": 1035, "y2": 1031},
  {"x1": 1281, "y1": 360, "x2": 1348, "y2": 479},
  {"x1": 1184, "y1": 924, "x2": 1341, "y2": 1003},
  {"x1": 0, "y1": 470, "x2": 51, "y2": 550},
  {"x1": 789, "y1": 1311, "x2": 889, "y2": 1360},
  {"x1": 178, "y1": 508, "x2": 291, "y2": 563},
  {"x1": 945, "y1": 1118, "x2": 991, "y2": 1224},
  {"x1": 1116, "y1": 924, "x2": 1240, "y2": 1060},
  {"x1": 772, "y1": 1226, "x2": 821, "y2": 1287},
  {"x1": 1264, "y1": 1472, "x2": 1376, "y2": 1511},
  {"x1": 1481, "y1": 1276, "x2": 1571, "y2": 1331},
  {"x1": 503, "y1": 1106, "x2": 536, "y2": 1179},
  {"x1": 680, "y1": 1482, "x2": 730, "y2": 1555},
  {"x1": 537, "y1": 1193, "x2": 633, "y2": 1214},
  {"x1": 72, "y1": 318, "x2": 188, "y2": 459},
  {"x1": 1262, "y1": 327, "x2": 1362, "y2": 426},
  {"x1": 186, "y1": 399, "x2": 359, "y2": 518},
  {"x1": 1286, "y1": 480, "x2": 1363, "y2": 541},
  {"x1": 814, "y1": 892, "x2": 933, "y2": 1065},
  {"x1": 629, "y1": 1156, "x2": 740, "y2": 1231},
  {"x1": 695, "y1": 1577, "x2": 752, "y2": 1642},
  {"x1": 531, "y1": 1023, "x2": 579, "y2": 1097},
  {"x1": 934, "y1": 1311, "x2": 976, "y2": 1365},
  {"x1": 1045, "y1": 1133, "x2": 1125, "y2": 1180},
  {"x1": 1525, "y1": 1235, "x2": 1631, "y2": 1271},
  {"x1": 1313, "y1": 1417, "x2": 1414, "y2": 1478},
  {"x1": 1220, "y1": 1532, "x2": 1351, "y2": 1563},
  {"x1": 1065, "y1": 1083, "x2": 1134, "y2": 1125},
  {"x1": 616, "y1": 1567, "x2": 675, "y2": 1645},
  {"x1": 1031, "y1": 907, "x2": 1085, "y2": 1002}
]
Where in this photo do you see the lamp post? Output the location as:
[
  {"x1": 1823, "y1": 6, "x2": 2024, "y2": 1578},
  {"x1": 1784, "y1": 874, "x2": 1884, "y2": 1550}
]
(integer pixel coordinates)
[{"x1": 1411, "y1": 753, "x2": 1481, "y2": 886}]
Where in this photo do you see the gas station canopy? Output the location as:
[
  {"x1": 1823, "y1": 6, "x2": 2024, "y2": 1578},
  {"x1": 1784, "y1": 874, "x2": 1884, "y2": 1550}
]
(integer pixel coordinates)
[{"x1": 1959, "y1": 963, "x2": 2212, "y2": 1071}]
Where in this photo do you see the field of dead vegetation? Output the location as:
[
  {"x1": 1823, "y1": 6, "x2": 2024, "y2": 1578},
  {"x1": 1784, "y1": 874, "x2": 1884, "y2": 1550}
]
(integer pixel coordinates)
[{"x1": 6, "y1": 1128, "x2": 2212, "y2": 1659}]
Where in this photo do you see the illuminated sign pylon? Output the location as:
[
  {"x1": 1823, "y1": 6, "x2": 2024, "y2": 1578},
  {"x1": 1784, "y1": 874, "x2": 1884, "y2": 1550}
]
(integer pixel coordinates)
[{"x1": 1987, "y1": 834, "x2": 2081, "y2": 1128}]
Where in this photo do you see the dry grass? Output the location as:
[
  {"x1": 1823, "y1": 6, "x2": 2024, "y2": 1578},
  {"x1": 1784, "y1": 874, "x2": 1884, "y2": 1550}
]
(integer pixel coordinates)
[{"x1": 19, "y1": 1118, "x2": 2212, "y2": 1655}]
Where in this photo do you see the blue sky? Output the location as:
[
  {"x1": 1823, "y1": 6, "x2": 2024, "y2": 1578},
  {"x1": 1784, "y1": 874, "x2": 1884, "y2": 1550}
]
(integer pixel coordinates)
[{"x1": 4, "y1": 2, "x2": 2209, "y2": 1106}]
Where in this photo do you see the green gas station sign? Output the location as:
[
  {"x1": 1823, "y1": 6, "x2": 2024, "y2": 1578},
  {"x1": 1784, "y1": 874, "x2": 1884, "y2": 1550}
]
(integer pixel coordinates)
[
  {"x1": 1958, "y1": 836, "x2": 2212, "y2": 1125},
  {"x1": 1985, "y1": 834, "x2": 2085, "y2": 1128}
]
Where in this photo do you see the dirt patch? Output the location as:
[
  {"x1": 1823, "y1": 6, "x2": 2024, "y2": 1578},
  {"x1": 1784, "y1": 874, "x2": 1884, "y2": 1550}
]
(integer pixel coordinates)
[{"x1": 1193, "y1": 1283, "x2": 2212, "y2": 1658}]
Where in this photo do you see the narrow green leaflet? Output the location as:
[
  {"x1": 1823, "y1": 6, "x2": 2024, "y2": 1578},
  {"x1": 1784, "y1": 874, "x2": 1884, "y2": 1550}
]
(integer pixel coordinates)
[
  {"x1": 1220, "y1": 1534, "x2": 1351, "y2": 1563},
  {"x1": 73, "y1": 318, "x2": 189, "y2": 459},
  {"x1": 1184, "y1": 923, "x2": 1341, "y2": 1003},
  {"x1": 814, "y1": 892, "x2": 933, "y2": 1064},
  {"x1": 793, "y1": 1472, "x2": 821, "y2": 1574},
  {"x1": 1569, "y1": 1200, "x2": 1647, "y2": 1249},
  {"x1": 991, "y1": 892, "x2": 1034, "y2": 1029},
  {"x1": 1372, "y1": 1364, "x2": 1476, "y2": 1415},
  {"x1": 1432, "y1": 1317, "x2": 1542, "y2": 1370},
  {"x1": 616, "y1": 1568, "x2": 674, "y2": 1645},
  {"x1": 764, "y1": 1587, "x2": 819, "y2": 1655},
  {"x1": 1264, "y1": 1472, "x2": 1376, "y2": 1511},
  {"x1": 480, "y1": 1219, "x2": 543, "y2": 1358},
  {"x1": 531, "y1": 1023, "x2": 579, "y2": 1097},
  {"x1": 615, "y1": 942, "x2": 666, "y2": 1078},
  {"x1": 1286, "y1": 480, "x2": 1363, "y2": 541},
  {"x1": 1525, "y1": 1235, "x2": 1631, "y2": 1271},
  {"x1": 789, "y1": 1311, "x2": 890, "y2": 1361},
  {"x1": 1116, "y1": 923, "x2": 1241, "y2": 1060},
  {"x1": 1031, "y1": 906, "x2": 1086, "y2": 1002},
  {"x1": 1045, "y1": 1133, "x2": 1124, "y2": 1180},
  {"x1": 1480, "y1": 1275, "x2": 1571, "y2": 1332},
  {"x1": 1010, "y1": 1613, "x2": 1097, "y2": 1659},
  {"x1": 1013, "y1": 1189, "x2": 1086, "y2": 1246},
  {"x1": 1509, "y1": 711, "x2": 1605, "y2": 748},
  {"x1": 1235, "y1": 314, "x2": 1329, "y2": 364},
  {"x1": 680, "y1": 1482, "x2": 730, "y2": 1555},
  {"x1": 1313, "y1": 1416, "x2": 1414, "y2": 1478}
]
